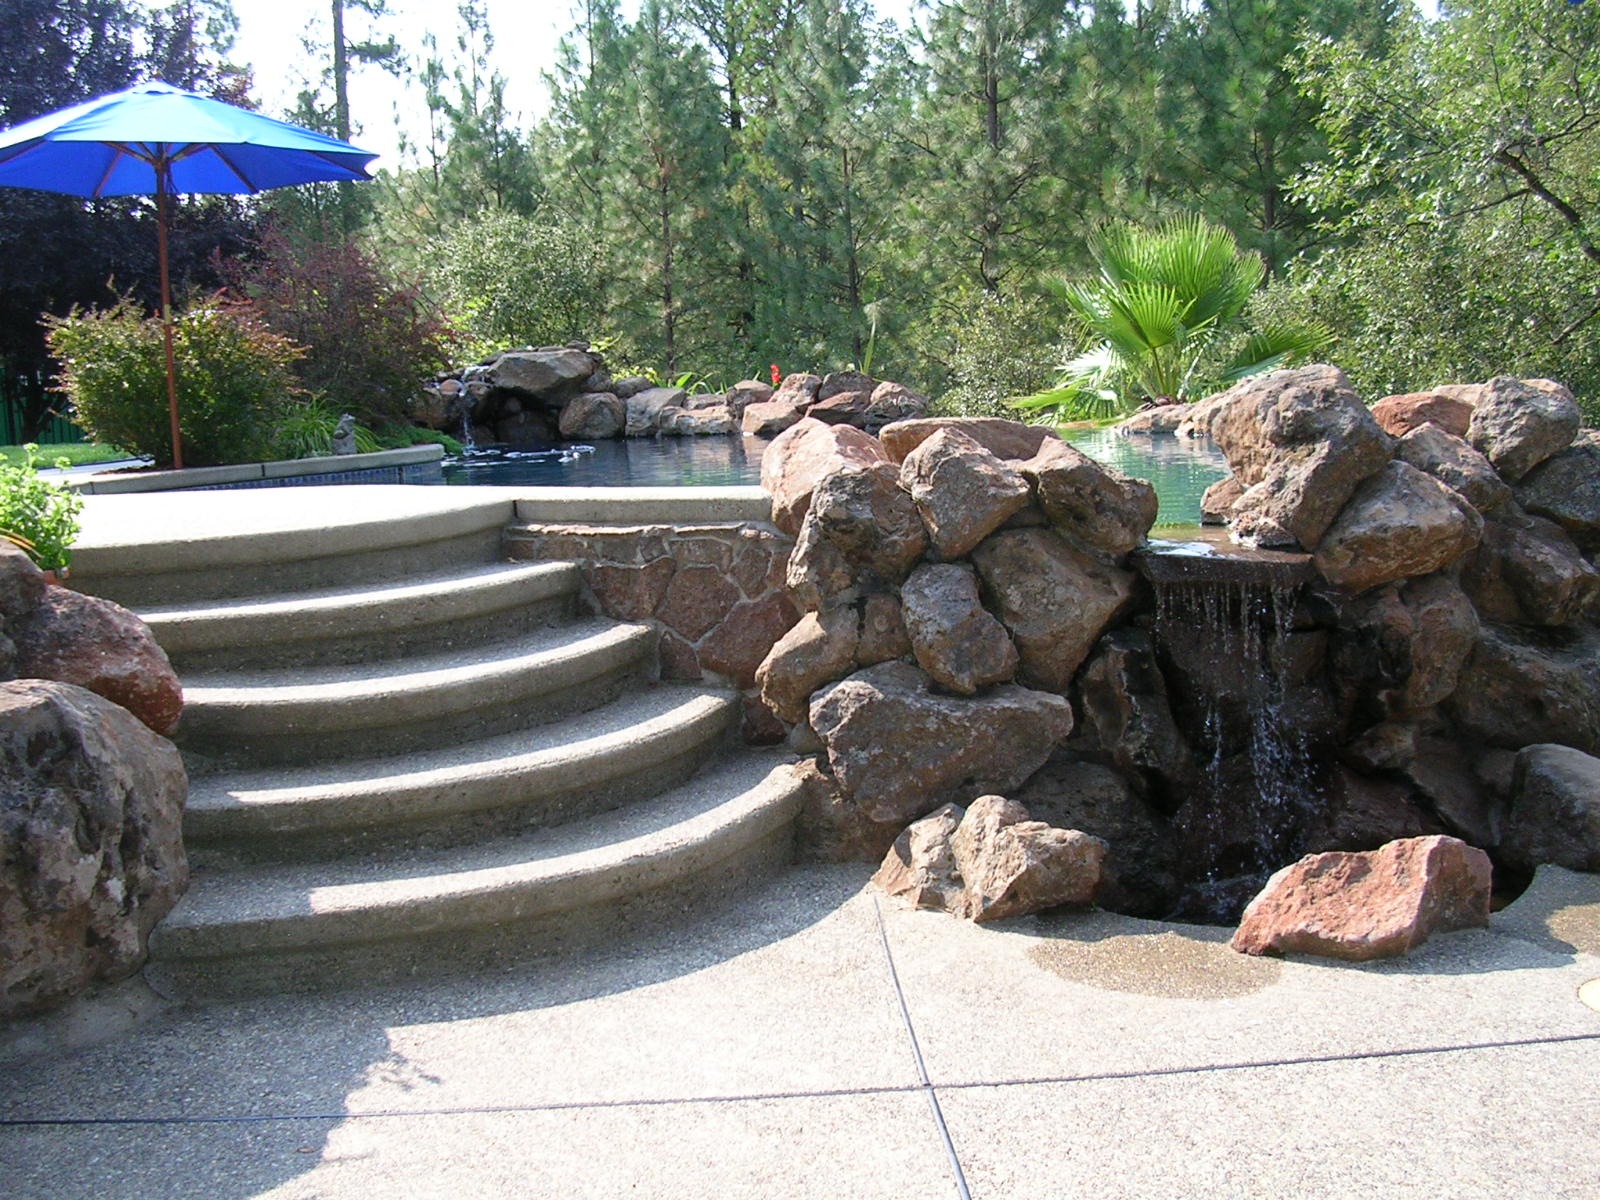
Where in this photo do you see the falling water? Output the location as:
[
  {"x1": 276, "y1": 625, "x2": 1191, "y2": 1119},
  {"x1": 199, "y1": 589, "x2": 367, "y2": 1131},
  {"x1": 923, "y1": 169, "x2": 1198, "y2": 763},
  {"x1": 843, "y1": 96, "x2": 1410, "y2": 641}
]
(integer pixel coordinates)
[{"x1": 1151, "y1": 576, "x2": 1320, "y2": 920}]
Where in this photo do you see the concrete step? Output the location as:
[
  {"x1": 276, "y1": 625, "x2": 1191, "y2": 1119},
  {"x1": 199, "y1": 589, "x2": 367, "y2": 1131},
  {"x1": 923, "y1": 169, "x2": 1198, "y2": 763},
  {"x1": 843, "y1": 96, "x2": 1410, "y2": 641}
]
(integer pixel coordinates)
[
  {"x1": 142, "y1": 560, "x2": 582, "y2": 672},
  {"x1": 144, "y1": 752, "x2": 804, "y2": 1002},
  {"x1": 176, "y1": 620, "x2": 657, "y2": 768},
  {"x1": 70, "y1": 488, "x2": 520, "y2": 607},
  {"x1": 185, "y1": 687, "x2": 738, "y2": 862}
]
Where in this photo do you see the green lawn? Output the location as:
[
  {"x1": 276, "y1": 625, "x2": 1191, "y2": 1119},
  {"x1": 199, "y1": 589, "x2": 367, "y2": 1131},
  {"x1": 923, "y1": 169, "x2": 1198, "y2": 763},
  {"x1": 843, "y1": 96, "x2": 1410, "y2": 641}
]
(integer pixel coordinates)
[{"x1": 1, "y1": 443, "x2": 135, "y2": 468}]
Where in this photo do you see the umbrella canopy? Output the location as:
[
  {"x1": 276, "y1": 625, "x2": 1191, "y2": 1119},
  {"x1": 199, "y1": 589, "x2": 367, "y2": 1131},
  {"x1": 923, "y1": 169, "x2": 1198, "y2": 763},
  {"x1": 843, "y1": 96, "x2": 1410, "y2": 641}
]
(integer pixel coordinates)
[
  {"x1": 0, "y1": 81, "x2": 377, "y2": 467},
  {"x1": 0, "y1": 80, "x2": 377, "y2": 197}
]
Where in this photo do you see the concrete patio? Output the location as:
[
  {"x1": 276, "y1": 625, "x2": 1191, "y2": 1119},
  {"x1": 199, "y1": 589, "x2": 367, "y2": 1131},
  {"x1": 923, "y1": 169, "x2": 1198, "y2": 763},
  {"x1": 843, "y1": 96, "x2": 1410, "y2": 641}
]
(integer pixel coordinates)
[{"x1": 3, "y1": 861, "x2": 1597, "y2": 1199}]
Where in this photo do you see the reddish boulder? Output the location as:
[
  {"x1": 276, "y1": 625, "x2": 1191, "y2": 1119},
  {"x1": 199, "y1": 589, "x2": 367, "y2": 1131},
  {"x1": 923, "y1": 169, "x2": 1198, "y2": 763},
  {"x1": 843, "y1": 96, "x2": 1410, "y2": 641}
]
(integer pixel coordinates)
[
  {"x1": 13, "y1": 588, "x2": 183, "y2": 736},
  {"x1": 872, "y1": 803, "x2": 967, "y2": 912},
  {"x1": 900, "y1": 563, "x2": 1018, "y2": 695},
  {"x1": 695, "y1": 592, "x2": 800, "y2": 688},
  {"x1": 1460, "y1": 508, "x2": 1600, "y2": 627},
  {"x1": 1200, "y1": 476, "x2": 1244, "y2": 525},
  {"x1": 755, "y1": 606, "x2": 860, "y2": 725},
  {"x1": 949, "y1": 795, "x2": 1107, "y2": 922},
  {"x1": 785, "y1": 506, "x2": 859, "y2": 612},
  {"x1": 809, "y1": 463, "x2": 927, "y2": 584},
  {"x1": 900, "y1": 428, "x2": 1032, "y2": 559},
  {"x1": 970, "y1": 527, "x2": 1137, "y2": 692},
  {"x1": 1231, "y1": 836, "x2": 1492, "y2": 960},
  {"x1": 879, "y1": 417, "x2": 1057, "y2": 464},
  {"x1": 1371, "y1": 390, "x2": 1474, "y2": 438},
  {"x1": 809, "y1": 661, "x2": 1073, "y2": 824},
  {"x1": 1022, "y1": 439, "x2": 1158, "y2": 557},
  {"x1": 760, "y1": 418, "x2": 891, "y2": 536},
  {"x1": 1207, "y1": 364, "x2": 1392, "y2": 549},
  {"x1": 807, "y1": 391, "x2": 871, "y2": 426},
  {"x1": 772, "y1": 372, "x2": 822, "y2": 409}
]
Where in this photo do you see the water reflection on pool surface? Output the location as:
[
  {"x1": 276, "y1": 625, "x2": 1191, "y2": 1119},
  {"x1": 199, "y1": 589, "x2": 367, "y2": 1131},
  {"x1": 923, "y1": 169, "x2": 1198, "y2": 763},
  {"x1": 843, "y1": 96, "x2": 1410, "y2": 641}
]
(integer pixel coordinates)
[{"x1": 441, "y1": 424, "x2": 1229, "y2": 526}]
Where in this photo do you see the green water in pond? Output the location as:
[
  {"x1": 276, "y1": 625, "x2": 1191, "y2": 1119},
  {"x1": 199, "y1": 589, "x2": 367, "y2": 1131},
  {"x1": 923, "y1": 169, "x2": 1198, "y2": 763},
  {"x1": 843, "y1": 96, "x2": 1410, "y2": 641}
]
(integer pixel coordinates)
[{"x1": 1060, "y1": 426, "x2": 1229, "y2": 527}]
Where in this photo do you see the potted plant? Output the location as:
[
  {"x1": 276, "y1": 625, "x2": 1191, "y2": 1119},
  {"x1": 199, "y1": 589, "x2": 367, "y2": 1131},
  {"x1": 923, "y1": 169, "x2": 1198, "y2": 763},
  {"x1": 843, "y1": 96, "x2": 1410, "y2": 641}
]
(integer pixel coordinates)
[{"x1": 0, "y1": 445, "x2": 84, "y2": 581}]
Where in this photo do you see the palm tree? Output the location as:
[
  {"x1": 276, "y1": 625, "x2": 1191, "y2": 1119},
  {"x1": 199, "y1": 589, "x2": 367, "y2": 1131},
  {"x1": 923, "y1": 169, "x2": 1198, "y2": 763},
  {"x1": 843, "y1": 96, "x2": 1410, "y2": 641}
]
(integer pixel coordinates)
[{"x1": 1012, "y1": 215, "x2": 1332, "y2": 422}]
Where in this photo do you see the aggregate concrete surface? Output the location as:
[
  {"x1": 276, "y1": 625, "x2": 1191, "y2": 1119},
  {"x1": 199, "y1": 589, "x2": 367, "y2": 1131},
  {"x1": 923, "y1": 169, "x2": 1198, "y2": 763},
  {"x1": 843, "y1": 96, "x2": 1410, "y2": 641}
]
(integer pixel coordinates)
[{"x1": 3, "y1": 863, "x2": 1598, "y2": 1200}]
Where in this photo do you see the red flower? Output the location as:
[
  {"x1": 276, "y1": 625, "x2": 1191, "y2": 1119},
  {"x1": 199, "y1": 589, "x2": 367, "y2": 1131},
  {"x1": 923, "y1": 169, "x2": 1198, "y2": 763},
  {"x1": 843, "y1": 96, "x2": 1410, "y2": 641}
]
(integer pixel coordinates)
[{"x1": 770, "y1": 363, "x2": 781, "y2": 386}]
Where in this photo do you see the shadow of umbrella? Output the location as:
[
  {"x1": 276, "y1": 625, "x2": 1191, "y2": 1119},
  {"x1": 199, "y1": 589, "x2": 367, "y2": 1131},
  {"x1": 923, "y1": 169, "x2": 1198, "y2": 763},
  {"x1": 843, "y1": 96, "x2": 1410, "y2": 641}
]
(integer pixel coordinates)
[{"x1": 0, "y1": 80, "x2": 377, "y2": 468}]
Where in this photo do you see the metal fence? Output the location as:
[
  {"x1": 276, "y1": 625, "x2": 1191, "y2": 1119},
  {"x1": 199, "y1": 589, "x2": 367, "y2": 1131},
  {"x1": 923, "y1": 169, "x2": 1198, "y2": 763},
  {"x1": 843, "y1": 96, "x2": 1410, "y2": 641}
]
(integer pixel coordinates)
[{"x1": 0, "y1": 371, "x2": 84, "y2": 445}]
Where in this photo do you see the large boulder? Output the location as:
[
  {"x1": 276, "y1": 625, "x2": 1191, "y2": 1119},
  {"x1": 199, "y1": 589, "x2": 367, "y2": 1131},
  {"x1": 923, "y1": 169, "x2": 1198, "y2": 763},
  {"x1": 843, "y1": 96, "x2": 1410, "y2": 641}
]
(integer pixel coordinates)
[
  {"x1": 660, "y1": 404, "x2": 738, "y2": 436},
  {"x1": 760, "y1": 418, "x2": 892, "y2": 536},
  {"x1": 1206, "y1": 364, "x2": 1392, "y2": 549},
  {"x1": 1075, "y1": 629, "x2": 1196, "y2": 795},
  {"x1": 624, "y1": 386, "x2": 688, "y2": 437},
  {"x1": 1370, "y1": 390, "x2": 1474, "y2": 439},
  {"x1": 808, "y1": 463, "x2": 927, "y2": 585},
  {"x1": 863, "y1": 382, "x2": 930, "y2": 432},
  {"x1": 789, "y1": 757, "x2": 904, "y2": 864},
  {"x1": 1446, "y1": 623, "x2": 1600, "y2": 756},
  {"x1": 741, "y1": 398, "x2": 804, "y2": 437},
  {"x1": 1394, "y1": 423, "x2": 1510, "y2": 513},
  {"x1": 484, "y1": 348, "x2": 596, "y2": 398},
  {"x1": 809, "y1": 661, "x2": 1073, "y2": 824},
  {"x1": 899, "y1": 429, "x2": 1032, "y2": 559},
  {"x1": 1313, "y1": 461, "x2": 1483, "y2": 594},
  {"x1": 1200, "y1": 476, "x2": 1245, "y2": 525},
  {"x1": 725, "y1": 380, "x2": 774, "y2": 415},
  {"x1": 557, "y1": 392, "x2": 625, "y2": 440},
  {"x1": 871, "y1": 803, "x2": 966, "y2": 911},
  {"x1": 818, "y1": 370, "x2": 879, "y2": 402},
  {"x1": 785, "y1": 505, "x2": 859, "y2": 612},
  {"x1": 879, "y1": 417, "x2": 1057, "y2": 465},
  {"x1": 1466, "y1": 376, "x2": 1581, "y2": 482},
  {"x1": 13, "y1": 587, "x2": 183, "y2": 736},
  {"x1": 970, "y1": 527, "x2": 1137, "y2": 692},
  {"x1": 0, "y1": 681, "x2": 188, "y2": 1019},
  {"x1": 1330, "y1": 574, "x2": 1480, "y2": 719},
  {"x1": 1500, "y1": 744, "x2": 1600, "y2": 873},
  {"x1": 806, "y1": 391, "x2": 872, "y2": 427},
  {"x1": 755, "y1": 607, "x2": 860, "y2": 725},
  {"x1": 771, "y1": 372, "x2": 822, "y2": 409},
  {"x1": 1516, "y1": 430, "x2": 1600, "y2": 552},
  {"x1": 1115, "y1": 403, "x2": 1196, "y2": 435},
  {"x1": 900, "y1": 563, "x2": 1019, "y2": 695},
  {"x1": 1021, "y1": 439, "x2": 1158, "y2": 558},
  {"x1": 949, "y1": 795, "x2": 1107, "y2": 922},
  {"x1": 1460, "y1": 508, "x2": 1600, "y2": 627},
  {"x1": 1231, "y1": 835, "x2": 1492, "y2": 960}
]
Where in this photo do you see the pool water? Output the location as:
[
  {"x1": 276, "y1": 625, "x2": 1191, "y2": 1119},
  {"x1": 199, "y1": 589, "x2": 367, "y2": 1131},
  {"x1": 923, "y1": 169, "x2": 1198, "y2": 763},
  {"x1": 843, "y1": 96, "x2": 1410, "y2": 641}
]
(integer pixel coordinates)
[{"x1": 441, "y1": 427, "x2": 1229, "y2": 526}]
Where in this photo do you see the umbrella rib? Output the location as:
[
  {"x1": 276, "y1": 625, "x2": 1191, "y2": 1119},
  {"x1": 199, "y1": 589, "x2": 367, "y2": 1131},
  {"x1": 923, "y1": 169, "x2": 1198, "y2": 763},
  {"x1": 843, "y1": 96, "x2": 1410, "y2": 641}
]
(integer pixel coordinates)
[{"x1": 207, "y1": 144, "x2": 261, "y2": 193}]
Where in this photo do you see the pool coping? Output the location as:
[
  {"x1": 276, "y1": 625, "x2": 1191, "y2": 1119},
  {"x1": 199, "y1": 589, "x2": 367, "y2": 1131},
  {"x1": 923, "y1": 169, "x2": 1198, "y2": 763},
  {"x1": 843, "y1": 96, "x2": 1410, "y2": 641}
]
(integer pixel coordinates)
[{"x1": 65, "y1": 444, "x2": 446, "y2": 494}]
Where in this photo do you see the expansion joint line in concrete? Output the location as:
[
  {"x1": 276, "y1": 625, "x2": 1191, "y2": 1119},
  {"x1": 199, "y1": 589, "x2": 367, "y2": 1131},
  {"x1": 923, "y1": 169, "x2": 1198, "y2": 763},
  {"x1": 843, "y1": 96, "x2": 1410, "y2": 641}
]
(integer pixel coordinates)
[
  {"x1": 872, "y1": 897, "x2": 974, "y2": 1200},
  {"x1": 5, "y1": 1034, "x2": 1598, "y2": 1131}
]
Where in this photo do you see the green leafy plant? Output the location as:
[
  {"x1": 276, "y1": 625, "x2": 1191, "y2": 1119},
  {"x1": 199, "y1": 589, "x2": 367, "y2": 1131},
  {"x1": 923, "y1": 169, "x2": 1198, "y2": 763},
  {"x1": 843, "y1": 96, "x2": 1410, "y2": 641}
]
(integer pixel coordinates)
[
  {"x1": 374, "y1": 424, "x2": 465, "y2": 456},
  {"x1": 45, "y1": 296, "x2": 305, "y2": 468},
  {"x1": 0, "y1": 444, "x2": 83, "y2": 571},
  {"x1": 270, "y1": 396, "x2": 382, "y2": 460},
  {"x1": 1011, "y1": 215, "x2": 1333, "y2": 423}
]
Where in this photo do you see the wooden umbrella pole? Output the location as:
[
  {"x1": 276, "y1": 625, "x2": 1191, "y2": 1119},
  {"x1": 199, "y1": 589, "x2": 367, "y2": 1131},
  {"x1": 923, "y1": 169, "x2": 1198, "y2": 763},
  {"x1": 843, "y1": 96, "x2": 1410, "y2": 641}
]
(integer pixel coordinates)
[{"x1": 155, "y1": 161, "x2": 183, "y2": 469}]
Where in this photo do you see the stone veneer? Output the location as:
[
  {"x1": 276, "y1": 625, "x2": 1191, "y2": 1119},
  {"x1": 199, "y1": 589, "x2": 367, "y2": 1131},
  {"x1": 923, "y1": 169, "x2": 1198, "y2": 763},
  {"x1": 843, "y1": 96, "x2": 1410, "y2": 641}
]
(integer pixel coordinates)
[{"x1": 505, "y1": 521, "x2": 799, "y2": 742}]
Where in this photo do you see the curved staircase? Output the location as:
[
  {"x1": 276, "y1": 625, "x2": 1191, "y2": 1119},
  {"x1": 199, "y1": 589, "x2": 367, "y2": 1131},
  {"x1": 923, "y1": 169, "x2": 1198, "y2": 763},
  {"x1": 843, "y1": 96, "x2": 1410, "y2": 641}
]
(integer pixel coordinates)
[{"x1": 71, "y1": 493, "x2": 802, "y2": 1003}]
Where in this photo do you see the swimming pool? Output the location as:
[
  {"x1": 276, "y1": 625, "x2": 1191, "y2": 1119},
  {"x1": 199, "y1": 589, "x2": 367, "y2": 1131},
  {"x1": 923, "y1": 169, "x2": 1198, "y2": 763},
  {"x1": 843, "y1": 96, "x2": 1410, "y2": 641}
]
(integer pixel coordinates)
[{"x1": 441, "y1": 427, "x2": 1230, "y2": 526}]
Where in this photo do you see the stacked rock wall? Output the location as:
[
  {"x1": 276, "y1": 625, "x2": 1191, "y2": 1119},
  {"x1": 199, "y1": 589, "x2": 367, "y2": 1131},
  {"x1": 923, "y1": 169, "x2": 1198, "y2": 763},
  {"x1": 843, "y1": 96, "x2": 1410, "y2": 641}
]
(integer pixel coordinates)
[
  {"x1": 756, "y1": 367, "x2": 1600, "y2": 939},
  {"x1": 414, "y1": 348, "x2": 930, "y2": 448}
]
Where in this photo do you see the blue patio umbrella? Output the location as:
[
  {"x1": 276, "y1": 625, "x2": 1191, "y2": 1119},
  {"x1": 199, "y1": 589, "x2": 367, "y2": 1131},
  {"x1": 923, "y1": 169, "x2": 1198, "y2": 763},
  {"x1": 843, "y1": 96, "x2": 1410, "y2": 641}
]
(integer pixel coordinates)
[{"x1": 0, "y1": 81, "x2": 378, "y2": 467}]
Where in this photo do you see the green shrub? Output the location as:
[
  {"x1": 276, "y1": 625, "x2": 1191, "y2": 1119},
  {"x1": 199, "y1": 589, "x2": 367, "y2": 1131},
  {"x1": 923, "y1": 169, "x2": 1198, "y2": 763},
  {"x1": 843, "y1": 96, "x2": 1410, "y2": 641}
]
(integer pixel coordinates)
[
  {"x1": 430, "y1": 210, "x2": 596, "y2": 358},
  {"x1": 916, "y1": 289, "x2": 1062, "y2": 419},
  {"x1": 0, "y1": 445, "x2": 83, "y2": 571},
  {"x1": 373, "y1": 424, "x2": 465, "y2": 456},
  {"x1": 45, "y1": 297, "x2": 304, "y2": 468},
  {"x1": 270, "y1": 395, "x2": 382, "y2": 459}
]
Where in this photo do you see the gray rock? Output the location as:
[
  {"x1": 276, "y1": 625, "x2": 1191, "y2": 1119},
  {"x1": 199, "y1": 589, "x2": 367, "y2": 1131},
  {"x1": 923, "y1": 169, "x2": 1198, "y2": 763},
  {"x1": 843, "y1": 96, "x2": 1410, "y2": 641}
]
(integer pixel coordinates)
[
  {"x1": 1502, "y1": 744, "x2": 1600, "y2": 872},
  {"x1": 1314, "y1": 461, "x2": 1483, "y2": 593},
  {"x1": 871, "y1": 803, "x2": 967, "y2": 912},
  {"x1": 0, "y1": 540, "x2": 45, "y2": 628},
  {"x1": 809, "y1": 463, "x2": 927, "y2": 585},
  {"x1": 1516, "y1": 430, "x2": 1600, "y2": 552},
  {"x1": 1395, "y1": 423, "x2": 1511, "y2": 512},
  {"x1": 0, "y1": 681, "x2": 188, "y2": 1019},
  {"x1": 771, "y1": 372, "x2": 822, "y2": 409},
  {"x1": 879, "y1": 417, "x2": 1057, "y2": 465},
  {"x1": 1460, "y1": 507, "x2": 1600, "y2": 627},
  {"x1": 1076, "y1": 629, "x2": 1196, "y2": 795},
  {"x1": 949, "y1": 795, "x2": 1107, "y2": 922},
  {"x1": 1022, "y1": 438, "x2": 1158, "y2": 558},
  {"x1": 1466, "y1": 376, "x2": 1581, "y2": 482},
  {"x1": 741, "y1": 398, "x2": 804, "y2": 437},
  {"x1": 818, "y1": 370, "x2": 879, "y2": 402},
  {"x1": 624, "y1": 386, "x2": 689, "y2": 437},
  {"x1": 1446, "y1": 623, "x2": 1600, "y2": 755},
  {"x1": 901, "y1": 563, "x2": 1019, "y2": 695},
  {"x1": 558, "y1": 392, "x2": 625, "y2": 440},
  {"x1": 760, "y1": 418, "x2": 892, "y2": 536},
  {"x1": 486, "y1": 348, "x2": 596, "y2": 398}
]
